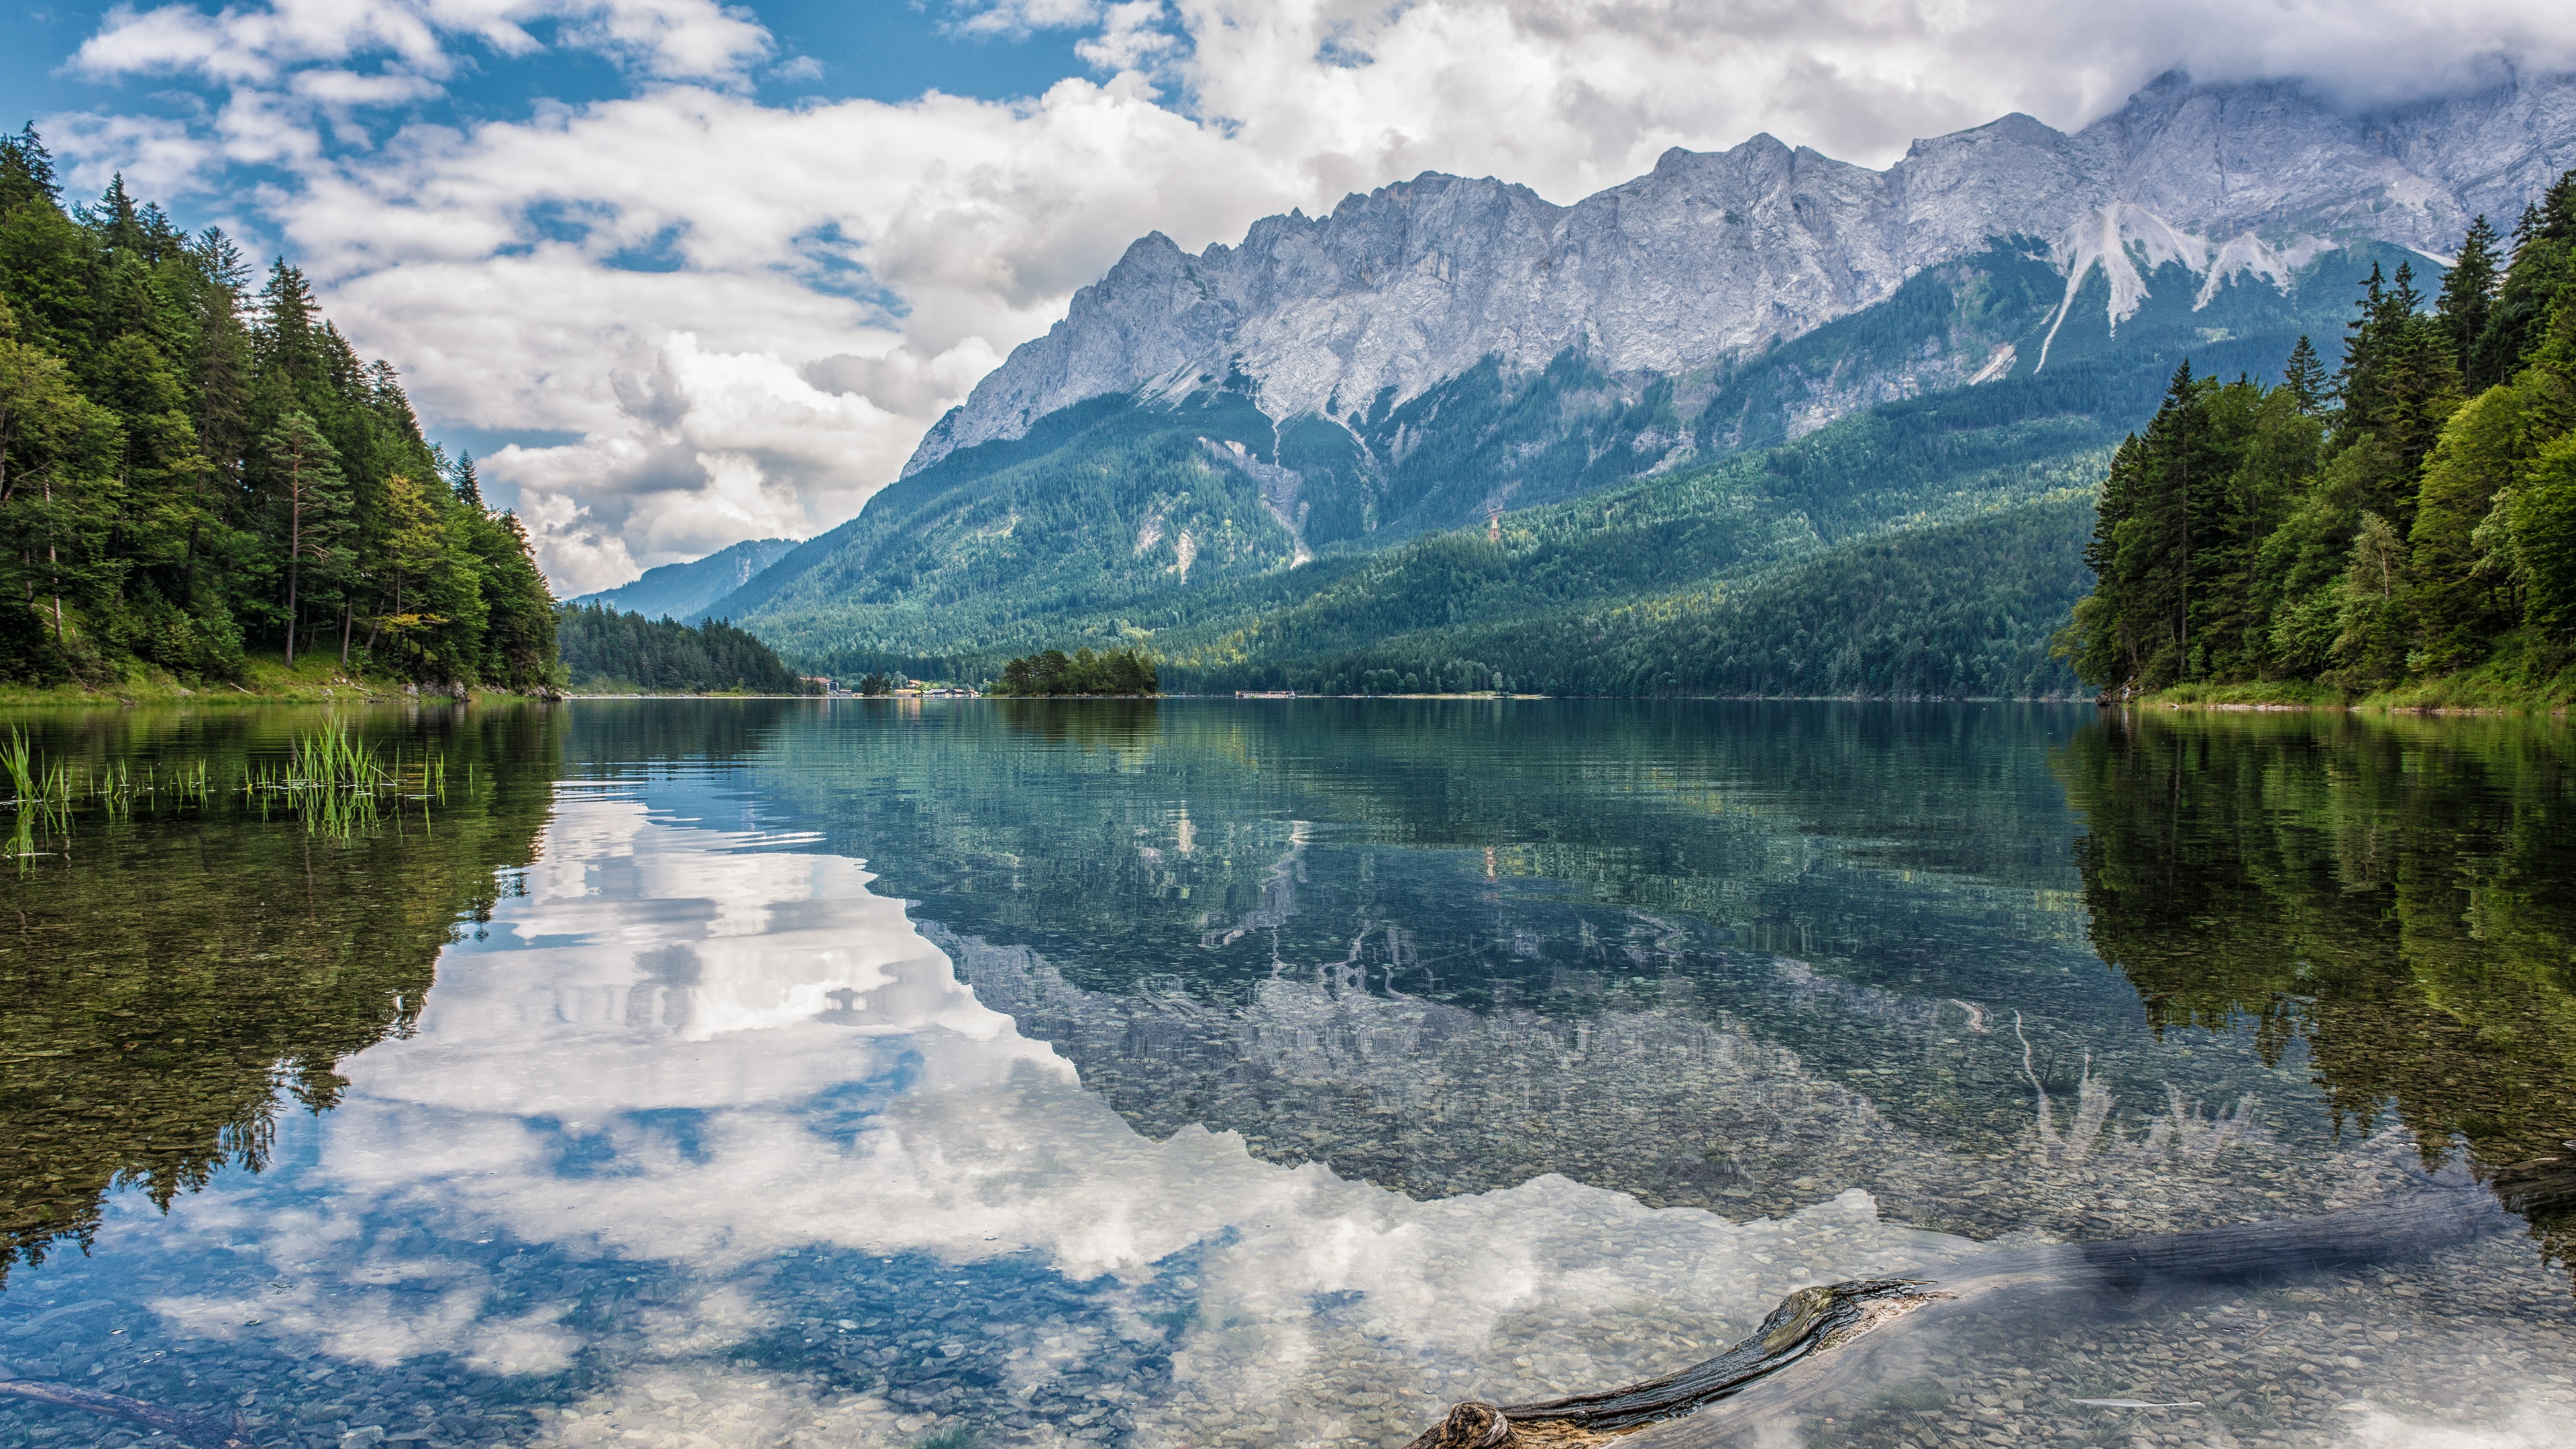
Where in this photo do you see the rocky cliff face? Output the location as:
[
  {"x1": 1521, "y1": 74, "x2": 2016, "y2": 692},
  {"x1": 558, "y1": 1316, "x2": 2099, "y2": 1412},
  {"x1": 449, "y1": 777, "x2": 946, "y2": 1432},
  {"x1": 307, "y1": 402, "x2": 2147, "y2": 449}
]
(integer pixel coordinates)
[{"x1": 905, "y1": 71, "x2": 2576, "y2": 476}]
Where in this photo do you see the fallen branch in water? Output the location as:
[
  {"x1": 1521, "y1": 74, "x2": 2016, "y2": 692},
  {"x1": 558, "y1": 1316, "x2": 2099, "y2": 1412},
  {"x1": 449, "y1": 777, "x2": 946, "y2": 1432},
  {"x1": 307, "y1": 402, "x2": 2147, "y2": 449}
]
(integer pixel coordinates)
[
  {"x1": 1404, "y1": 1278, "x2": 1942, "y2": 1449},
  {"x1": 0, "y1": 1367, "x2": 261, "y2": 1448},
  {"x1": 1403, "y1": 1169, "x2": 2575, "y2": 1448}
]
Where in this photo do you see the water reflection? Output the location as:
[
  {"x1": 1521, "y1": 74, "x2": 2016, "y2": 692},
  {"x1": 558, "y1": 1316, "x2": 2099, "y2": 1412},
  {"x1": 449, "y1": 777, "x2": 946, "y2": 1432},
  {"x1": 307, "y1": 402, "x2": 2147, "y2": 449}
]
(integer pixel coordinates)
[
  {"x1": 2, "y1": 790, "x2": 1970, "y2": 1449},
  {"x1": 1, "y1": 700, "x2": 2571, "y2": 1449},
  {"x1": 0, "y1": 705, "x2": 559, "y2": 1280},
  {"x1": 2057, "y1": 710, "x2": 2576, "y2": 1263}
]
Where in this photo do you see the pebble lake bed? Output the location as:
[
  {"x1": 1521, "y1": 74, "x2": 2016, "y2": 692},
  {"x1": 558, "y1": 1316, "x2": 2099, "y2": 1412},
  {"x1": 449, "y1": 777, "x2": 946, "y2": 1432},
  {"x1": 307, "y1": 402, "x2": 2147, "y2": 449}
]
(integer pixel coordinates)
[{"x1": 2, "y1": 700, "x2": 2572, "y2": 1449}]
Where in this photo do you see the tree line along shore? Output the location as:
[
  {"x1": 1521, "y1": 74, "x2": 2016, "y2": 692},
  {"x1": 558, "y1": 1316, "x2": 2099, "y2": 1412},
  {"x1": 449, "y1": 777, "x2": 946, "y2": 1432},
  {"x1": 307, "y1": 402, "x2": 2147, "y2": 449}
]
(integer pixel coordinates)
[{"x1": 2065, "y1": 173, "x2": 2576, "y2": 712}]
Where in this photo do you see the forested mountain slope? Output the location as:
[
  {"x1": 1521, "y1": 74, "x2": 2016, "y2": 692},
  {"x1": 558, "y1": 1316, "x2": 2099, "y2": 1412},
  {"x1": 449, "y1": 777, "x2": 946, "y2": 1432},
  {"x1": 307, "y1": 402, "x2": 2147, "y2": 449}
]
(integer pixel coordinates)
[
  {"x1": 555, "y1": 604, "x2": 818, "y2": 695},
  {"x1": 567, "y1": 536, "x2": 797, "y2": 622},
  {"x1": 743, "y1": 235, "x2": 2416, "y2": 695}
]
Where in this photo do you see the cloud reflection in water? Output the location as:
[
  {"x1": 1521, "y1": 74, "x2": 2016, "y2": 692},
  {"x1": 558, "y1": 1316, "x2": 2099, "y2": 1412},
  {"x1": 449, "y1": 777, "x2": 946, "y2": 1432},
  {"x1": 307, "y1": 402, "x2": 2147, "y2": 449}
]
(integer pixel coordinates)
[{"x1": 101, "y1": 793, "x2": 1968, "y2": 1446}]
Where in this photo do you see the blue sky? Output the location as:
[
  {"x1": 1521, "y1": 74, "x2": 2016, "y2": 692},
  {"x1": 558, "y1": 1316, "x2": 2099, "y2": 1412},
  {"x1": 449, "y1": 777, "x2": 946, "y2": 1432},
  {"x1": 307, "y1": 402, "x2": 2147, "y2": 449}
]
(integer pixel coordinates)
[
  {"x1": 8, "y1": 3, "x2": 1093, "y2": 247},
  {"x1": 18, "y1": 0, "x2": 2575, "y2": 593}
]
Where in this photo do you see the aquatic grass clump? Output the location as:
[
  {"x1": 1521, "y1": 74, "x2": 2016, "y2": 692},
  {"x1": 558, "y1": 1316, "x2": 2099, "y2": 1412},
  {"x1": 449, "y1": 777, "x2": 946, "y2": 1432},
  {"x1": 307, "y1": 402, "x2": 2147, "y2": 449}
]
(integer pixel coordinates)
[
  {"x1": 1, "y1": 728, "x2": 74, "y2": 811},
  {"x1": 3, "y1": 728, "x2": 76, "y2": 861},
  {"x1": 290, "y1": 720, "x2": 392, "y2": 791},
  {"x1": 3, "y1": 727, "x2": 36, "y2": 804},
  {"x1": 244, "y1": 721, "x2": 455, "y2": 837},
  {"x1": 3, "y1": 717, "x2": 458, "y2": 849}
]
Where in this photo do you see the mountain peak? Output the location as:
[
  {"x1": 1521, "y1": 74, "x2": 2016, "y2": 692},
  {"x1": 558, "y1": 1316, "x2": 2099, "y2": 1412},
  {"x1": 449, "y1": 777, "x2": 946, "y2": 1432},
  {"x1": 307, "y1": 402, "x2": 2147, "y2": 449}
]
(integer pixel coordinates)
[{"x1": 900, "y1": 71, "x2": 2576, "y2": 478}]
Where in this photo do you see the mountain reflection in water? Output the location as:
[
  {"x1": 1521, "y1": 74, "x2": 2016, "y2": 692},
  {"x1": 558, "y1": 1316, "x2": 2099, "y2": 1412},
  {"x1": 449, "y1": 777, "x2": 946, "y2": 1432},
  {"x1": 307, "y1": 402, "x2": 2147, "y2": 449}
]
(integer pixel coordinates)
[{"x1": 0, "y1": 700, "x2": 2568, "y2": 1449}]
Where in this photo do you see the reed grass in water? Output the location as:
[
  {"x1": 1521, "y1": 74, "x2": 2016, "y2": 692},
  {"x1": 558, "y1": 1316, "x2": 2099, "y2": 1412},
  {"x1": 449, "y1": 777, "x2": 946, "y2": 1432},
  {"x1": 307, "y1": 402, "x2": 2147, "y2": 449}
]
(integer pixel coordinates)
[{"x1": 5, "y1": 718, "x2": 452, "y2": 847}]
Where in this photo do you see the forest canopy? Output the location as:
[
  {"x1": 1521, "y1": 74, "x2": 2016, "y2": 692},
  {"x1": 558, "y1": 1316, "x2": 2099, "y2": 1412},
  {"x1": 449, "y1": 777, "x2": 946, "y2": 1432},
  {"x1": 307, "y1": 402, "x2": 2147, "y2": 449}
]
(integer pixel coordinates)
[
  {"x1": 2061, "y1": 173, "x2": 2576, "y2": 700},
  {"x1": 0, "y1": 127, "x2": 557, "y2": 690},
  {"x1": 555, "y1": 603, "x2": 820, "y2": 695}
]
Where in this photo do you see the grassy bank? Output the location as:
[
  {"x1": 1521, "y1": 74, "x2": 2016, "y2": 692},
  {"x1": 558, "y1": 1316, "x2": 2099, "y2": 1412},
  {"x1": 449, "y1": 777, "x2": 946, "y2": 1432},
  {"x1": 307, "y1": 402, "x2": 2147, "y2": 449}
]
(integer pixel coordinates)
[
  {"x1": 2135, "y1": 652, "x2": 2576, "y2": 715},
  {"x1": 0, "y1": 653, "x2": 556, "y2": 707}
]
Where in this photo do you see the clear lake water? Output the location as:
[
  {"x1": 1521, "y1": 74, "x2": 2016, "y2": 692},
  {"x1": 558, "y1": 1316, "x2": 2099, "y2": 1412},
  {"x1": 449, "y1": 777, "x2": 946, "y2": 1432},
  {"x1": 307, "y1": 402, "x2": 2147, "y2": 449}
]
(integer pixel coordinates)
[{"x1": 2, "y1": 699, "x2": 2573, "y2": 1449}]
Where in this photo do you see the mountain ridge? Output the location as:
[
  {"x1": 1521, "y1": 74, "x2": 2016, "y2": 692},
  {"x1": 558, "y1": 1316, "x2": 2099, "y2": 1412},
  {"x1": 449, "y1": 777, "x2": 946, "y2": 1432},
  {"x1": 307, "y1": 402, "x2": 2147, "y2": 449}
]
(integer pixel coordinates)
[
  {"x1": 705, "y1": 70, "x2": 2575, "y2": 698},
  {"x1": 568, "y1": 536, "x2": 801, "y2": 621},
  {"x1": 901, "y1": 69, "x2": 2576, "y2": 478}
]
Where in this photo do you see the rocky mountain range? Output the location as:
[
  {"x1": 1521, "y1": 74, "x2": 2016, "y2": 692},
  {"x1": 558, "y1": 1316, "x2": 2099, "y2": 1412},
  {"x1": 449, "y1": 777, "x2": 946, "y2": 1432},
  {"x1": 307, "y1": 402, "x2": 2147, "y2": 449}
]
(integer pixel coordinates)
[
  {"x1": 690, "y1": 69, "x2": 2576, "y2": 696},
  {"x1": 907, "y1": 70, "x2": 2576, "y2": 476}
]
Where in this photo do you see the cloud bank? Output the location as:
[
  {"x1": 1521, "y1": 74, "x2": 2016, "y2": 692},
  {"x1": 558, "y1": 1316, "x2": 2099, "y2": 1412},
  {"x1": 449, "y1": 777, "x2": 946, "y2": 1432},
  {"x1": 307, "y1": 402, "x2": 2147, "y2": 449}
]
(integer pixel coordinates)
[{"x1": 45, "y1": 0, "x2": 2576, "y2": 593}]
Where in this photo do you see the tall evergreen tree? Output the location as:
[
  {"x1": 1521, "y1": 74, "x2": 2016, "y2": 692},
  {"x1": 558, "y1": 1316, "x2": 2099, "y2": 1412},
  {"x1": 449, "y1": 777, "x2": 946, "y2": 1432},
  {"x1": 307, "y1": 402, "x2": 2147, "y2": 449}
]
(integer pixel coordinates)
[
  {"x1": 253, "y1": 259, "x2": 322, "y2": 396},
  {"x1": 2330, "y1": 261, "x2": 2462, "y2": 531},
  {"x1": 0, "y1": 125, "x2": 58, "y2": 215},
  {"x1": 448, "y1": 449, "x2": 484, "y2": 508},
  {"x1": 262, "y1": 411, "x2": 351, "y2": 665},
  {"x1": 2283, "y1": 335, "x2": 2329, "y2": 413},
  {"x1": 2474, "y1": 178, "x2": 2576, "y2": 386},
  {"x1": 2440, "y1": 215, "x2": 2504, "y2": 386}
]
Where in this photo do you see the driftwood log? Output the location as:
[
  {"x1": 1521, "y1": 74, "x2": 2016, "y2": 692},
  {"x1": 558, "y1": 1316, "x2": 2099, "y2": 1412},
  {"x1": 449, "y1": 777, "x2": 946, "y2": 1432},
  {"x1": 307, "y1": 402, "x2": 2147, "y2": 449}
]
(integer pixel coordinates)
[
  {"x1": 1405, "y1": 1165, "x2": 2575, "y2": 1448},
  {"x1": 0, "y1": 1367, "x2": 261, "y2": 1448}
]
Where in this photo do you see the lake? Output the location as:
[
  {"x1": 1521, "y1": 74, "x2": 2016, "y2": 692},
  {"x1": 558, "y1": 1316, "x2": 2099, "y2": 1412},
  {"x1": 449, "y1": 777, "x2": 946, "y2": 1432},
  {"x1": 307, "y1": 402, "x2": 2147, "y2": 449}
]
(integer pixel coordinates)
[{"x1": 2, "y1": 700, "x2": 2572, "y2": 1449}]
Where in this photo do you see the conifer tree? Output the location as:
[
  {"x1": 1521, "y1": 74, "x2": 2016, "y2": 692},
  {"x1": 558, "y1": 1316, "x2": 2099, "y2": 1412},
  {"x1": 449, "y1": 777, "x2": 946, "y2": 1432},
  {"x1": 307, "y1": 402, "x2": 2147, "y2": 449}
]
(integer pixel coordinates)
[
  {"x1": 263, "y1": 411, "x2": 352, "y2": 665},
  {"x1": 2475, "y1": 178, "x2": 2576, "y2": 384},
  {"x1": 2331, "y1": 262, "x2": 2462, "y2": 529},
  {"x1": 2439, "y1": 215, "x2": 2503, "y2": 386},
  {"x1": 254, "y1": 260, "x2": 322, "y2": 394},
  {"x1": 92, "y1": 175, "x2": 144, "y2": 255},
  {"x1": 448, "y1": 450, "x2": 484, "y2": 508},
  {"x1": 2284, "y1": 335, "x2": 2328, "y2": 413},
  {"x1": 0, "y1": 125, "x2": 58, "y2": 214}
]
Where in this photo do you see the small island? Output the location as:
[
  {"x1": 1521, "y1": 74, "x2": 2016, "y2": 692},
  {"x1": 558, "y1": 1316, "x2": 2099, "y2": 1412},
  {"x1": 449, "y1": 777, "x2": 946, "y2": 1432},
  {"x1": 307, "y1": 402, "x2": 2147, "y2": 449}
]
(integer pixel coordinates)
[{"x1": 984, "y1": 647, "x2": 1158, "y2": 696}]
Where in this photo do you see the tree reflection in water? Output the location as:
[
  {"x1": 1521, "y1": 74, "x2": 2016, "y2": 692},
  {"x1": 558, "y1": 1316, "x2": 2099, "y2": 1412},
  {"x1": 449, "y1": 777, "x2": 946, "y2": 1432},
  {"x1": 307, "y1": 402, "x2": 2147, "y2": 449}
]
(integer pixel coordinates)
[{"x1": 2057, "y1": 708, "x2": 2576, "y2": 1265}]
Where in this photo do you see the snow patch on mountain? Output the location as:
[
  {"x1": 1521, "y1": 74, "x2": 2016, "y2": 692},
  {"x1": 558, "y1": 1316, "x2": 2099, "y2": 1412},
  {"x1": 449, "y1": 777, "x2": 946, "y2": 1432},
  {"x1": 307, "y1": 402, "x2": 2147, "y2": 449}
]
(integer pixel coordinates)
[{"x1": 2034, "y1": 205, "x2": 2337, "y2": 369}]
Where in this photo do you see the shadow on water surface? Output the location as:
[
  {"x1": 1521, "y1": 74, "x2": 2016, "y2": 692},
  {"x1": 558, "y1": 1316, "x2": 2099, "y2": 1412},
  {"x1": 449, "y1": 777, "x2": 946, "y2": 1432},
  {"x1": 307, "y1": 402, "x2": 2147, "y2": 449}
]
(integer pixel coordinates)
[{"x1": 2056, "y1": 707, "x2": 2576, "y2": 1268}]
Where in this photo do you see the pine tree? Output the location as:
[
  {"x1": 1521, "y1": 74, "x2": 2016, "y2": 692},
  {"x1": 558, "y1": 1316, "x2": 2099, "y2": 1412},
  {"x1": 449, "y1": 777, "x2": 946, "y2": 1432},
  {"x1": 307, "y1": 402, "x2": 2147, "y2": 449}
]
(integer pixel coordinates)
[
  {"x1": 0, "y1": 125, "x2": 58, "y2": 215},
  {"x1": 262, "y1": 411, "x2": 353, "y2": 666},
  {"x1": 254, "y1": 260, "x2": 322, "y2": 394},
  {"x1": 2474, "y1": 173, "x2": 2576, "y2": 384},
  {"x1": 2284, "y1": 335, "x2": 2329, "y2": 413},
  {"x1": 91, "y1": 175, "x2": 145, "y2": 255},
  {"x1": 2332, "y1": 261, "x2": 2463, "y2": 530},
  {"x1": 2438, "y1": 215, "x2": 2503, "y2": 387},
  {"x1": 448, "y1": 450, "x2": 484, "y2": 508}
]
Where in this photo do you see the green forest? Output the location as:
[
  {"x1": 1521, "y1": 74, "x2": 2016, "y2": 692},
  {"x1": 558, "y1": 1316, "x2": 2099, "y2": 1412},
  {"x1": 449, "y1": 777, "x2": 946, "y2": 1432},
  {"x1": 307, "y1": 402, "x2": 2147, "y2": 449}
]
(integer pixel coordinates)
[
  {"x1": 2063, "y1": 173, "x2": 2576, "y2": 704},
  {"x1": 555, "y1": 602, "x2": 818, "y2": 695},
  {"x1": 0, "y1": 129, "x2": 557, "y2": 693}
]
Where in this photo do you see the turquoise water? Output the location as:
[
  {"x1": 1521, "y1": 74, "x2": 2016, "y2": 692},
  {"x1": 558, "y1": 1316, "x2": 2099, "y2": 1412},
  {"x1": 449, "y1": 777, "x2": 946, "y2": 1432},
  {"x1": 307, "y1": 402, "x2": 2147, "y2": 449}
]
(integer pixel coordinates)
[{"x1": 3, "y1": 700, "x2": 2573, "y2": 1448}]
